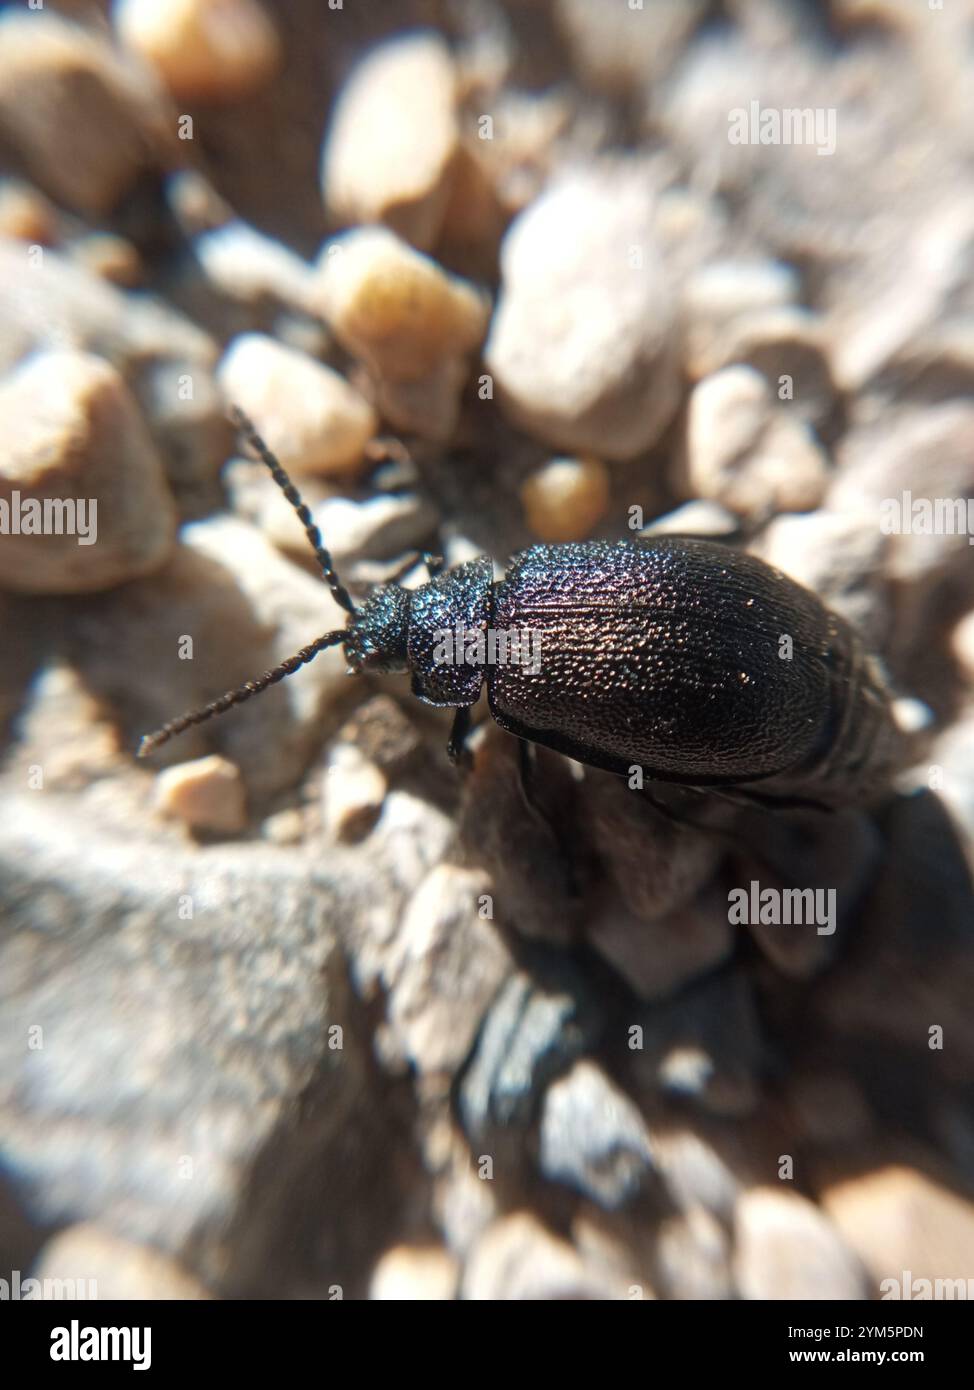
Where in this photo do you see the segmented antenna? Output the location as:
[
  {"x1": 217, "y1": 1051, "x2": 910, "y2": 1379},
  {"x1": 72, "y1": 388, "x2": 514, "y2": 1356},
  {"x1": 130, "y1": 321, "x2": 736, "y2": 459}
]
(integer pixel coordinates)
[
  {"x1": 138, "y1": 407, "x2": 358, "y2": 757},
  {"x1": 137, "y1": 631, "x2": 346, "y2": 757},
  {"x1": 229, "y1": 404, "x2": 356, "y2": 616}
]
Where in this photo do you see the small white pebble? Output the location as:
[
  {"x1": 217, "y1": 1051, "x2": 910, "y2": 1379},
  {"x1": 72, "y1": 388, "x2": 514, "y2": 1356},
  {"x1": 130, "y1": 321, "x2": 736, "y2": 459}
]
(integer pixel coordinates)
[
  {"x1": 370, "y1": 1244, "x2": 459, "y2": 1301},
  {"x1": 261, "y1": 807, "x2": 305, "y2": 846},
  {"x1": 323, "y1": 745, "x2": 387, "y2": 844},
  {"x1": 640, "y1": 500, "x2": 738, "y2": 538},
  {"x1": 195, "y1": 221, "x2": 315, "y2": 308},
  {"x1": 683, "y1": 365, "x2": 828, "y2": 519},
  {"x1": 890, "y1": 696, "x2": 935, "y2": 735}
]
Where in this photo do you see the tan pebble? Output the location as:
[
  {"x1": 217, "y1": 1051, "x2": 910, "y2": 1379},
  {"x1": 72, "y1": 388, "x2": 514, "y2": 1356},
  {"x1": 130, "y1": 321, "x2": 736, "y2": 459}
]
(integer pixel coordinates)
[
  {"x1": 370, "y1": 1244, "x2": 459, "y2": 1301},
  {"x1": 322, "y1": 31, "x2": 459, "y2": 251},
  {"x1": 217, "y1": 333, "x2": 377, "y2": 477},
  {"x1": 322, "y1": 745, "x2": 387, "y2": 844},
  {"x1": 33, "y1": 1222, "x2": 213, "y2": 1300},
  {"x1": 0, "y1": 349, "x2": 176, "y2": 594},
  {"x1": 555, "y1": 0, "x2": 706, "y2": 91},
  {"x1": 313, "y1": 227, "x2": 489, "y2": 383},
  {"x1": 822, "y1": 1164, "x2": 974, "y2": 1291},
  {"x1": 0, "y1": 12, "x2": 170, "y2": 217},
  {"x1": 0, "y1": 179, "x2": 59, "y2": 245},
  {"x1": 69, "y1": 233, "x2": 143, "y2": 288},
  {"x1": 463, "y1": 1212, "x2": 622, "y2": 1300},
  {"x1": 114, "y1": 0, "x2": 281, "y2": 103},
  {"x1": 437, "y1": 144, "x2": 505, "y2": 263},
  {"x1": 520, "y1": 457, "x2": 609, "y2": 541},
  {"x1": 155, "y1": 754, "x2": 247, "y2": 833},
  {"x1": 951, "y1": 609, "x2": 974, "y2": 684}
]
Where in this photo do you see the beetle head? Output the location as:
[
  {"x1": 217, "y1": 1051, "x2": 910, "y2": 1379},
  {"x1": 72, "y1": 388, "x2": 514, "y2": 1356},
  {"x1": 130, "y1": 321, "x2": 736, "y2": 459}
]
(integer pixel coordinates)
[{"x1": 343, "y1": 584, "x2": 410, "y2": 674}]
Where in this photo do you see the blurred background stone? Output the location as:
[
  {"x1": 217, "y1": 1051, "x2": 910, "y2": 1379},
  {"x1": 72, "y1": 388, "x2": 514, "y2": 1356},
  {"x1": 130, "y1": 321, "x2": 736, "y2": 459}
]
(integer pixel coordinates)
[
  {"x1": 485, "y1": 166, "x2": 680, "y2": 461},
  {"x1": 0, "y1": 349, "x2": 176, "y2": 593},
  {"x1": 114, "y1": 0, "x2": 282, "y2": 106}
]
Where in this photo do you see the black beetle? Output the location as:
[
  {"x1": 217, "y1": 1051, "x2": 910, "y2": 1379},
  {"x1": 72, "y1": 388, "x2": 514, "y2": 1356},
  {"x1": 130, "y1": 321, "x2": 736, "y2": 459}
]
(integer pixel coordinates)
[{"x1": 139, "y1": 409, "x2": 897, "y2": 809}]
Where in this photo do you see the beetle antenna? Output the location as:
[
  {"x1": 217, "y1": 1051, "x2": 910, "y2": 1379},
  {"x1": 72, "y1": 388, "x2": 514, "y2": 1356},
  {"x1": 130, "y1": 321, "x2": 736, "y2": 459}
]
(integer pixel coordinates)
[
  {"x1": 229, "y1": 405, "x2": 357, "y2": 616},
  {"x1": 137, "y1": 630, "x2": 346, "y2": 757}
]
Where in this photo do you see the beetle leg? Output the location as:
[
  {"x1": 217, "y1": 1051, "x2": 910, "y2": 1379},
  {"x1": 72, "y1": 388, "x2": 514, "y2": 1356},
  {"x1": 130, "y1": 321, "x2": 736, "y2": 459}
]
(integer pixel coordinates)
[
  {"x1": 635, "y1": 780, "x2": 752, "y2": 845},
  {"x1": 708, "y1": 784, "x2": 835, "y2": 815},
  {"x1": 516, "y1": 737, "x2": 536, "y2": 805},
  {"x1": 447, "y1": 706, "x2": 472, "y2": 765},
  {"x1": 379, "y1": 550, "x2": 445, "y2": 586}
]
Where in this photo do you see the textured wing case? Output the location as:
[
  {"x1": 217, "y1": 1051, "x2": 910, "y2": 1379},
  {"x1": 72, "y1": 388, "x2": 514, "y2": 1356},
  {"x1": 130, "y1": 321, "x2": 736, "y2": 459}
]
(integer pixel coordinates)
[{"x1": 488, "y1": 538, "x2": 849, "y2": 785}]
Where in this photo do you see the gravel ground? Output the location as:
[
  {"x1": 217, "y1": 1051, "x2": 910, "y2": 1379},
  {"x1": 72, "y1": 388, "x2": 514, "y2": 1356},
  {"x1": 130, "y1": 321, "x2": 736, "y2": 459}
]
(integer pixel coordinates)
[{"x1": 1, "y1": 0, "x2": 974, "y2": 1301}]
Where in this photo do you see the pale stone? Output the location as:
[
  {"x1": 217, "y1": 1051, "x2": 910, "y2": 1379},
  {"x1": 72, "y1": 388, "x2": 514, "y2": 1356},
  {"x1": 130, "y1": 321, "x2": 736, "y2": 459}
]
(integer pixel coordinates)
[
  {"x1": 485, "y1": 168, "x2": 680, "y2": 460},
  {"x1": 114, "y1": 0, "x2": 281, "y2": 104},
  {"x1": 155, "y1": 754, "x2": 247, "y2": 834},
  {"x1": 369, "y1": 1244, "x2": 458, "y2": 1301},
  {"x1": 822, "y1": 1165, "x2": 974, "y2": 1293},
  {"x1": 0, "y1": 11, "x2": 170, "y2": 217},
  {"x1": 321, "y1": 31, "x2": 459, "y2": 251},
  {"x1": 195, "y1": 221, "x2": 315, "y2": 309},
  {"x1": 217, "y1": 333, "x2": 377, "y2": 478},
  {"x1": 322, "y1": 744, "x2": 387, "y2": 844},
  {"x1": 32, "y1": 1222, "x2": 213, "y2": 1300},
  {"x1": 0, "y1": 350, "x2": 176, "y2": 594},
  {"x1": 734, "y1": 1187, "x2": 868, "y2": 1300},
  {"x1": 683, "y1": 364, "x2": 829, "y2": 519}
]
